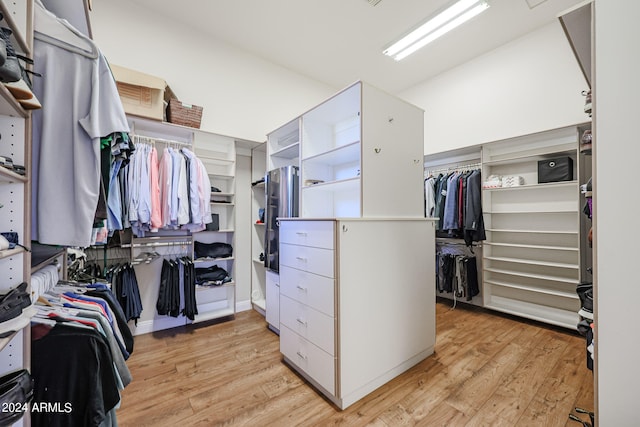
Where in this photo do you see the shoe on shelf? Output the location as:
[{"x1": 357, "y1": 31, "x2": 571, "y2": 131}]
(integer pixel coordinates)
[
  {"x1": 576, "y1": 282, "x2": 593, "y2": 320},
  {"x1": 582, "y1": 89, "x2": 592, "y2": 117},
  {"x1": 580, "y1": 129, "x2": 592, "y2": 155},
  {"x1": 0, "y1": 26, "x2": 41, "y2": 109}
]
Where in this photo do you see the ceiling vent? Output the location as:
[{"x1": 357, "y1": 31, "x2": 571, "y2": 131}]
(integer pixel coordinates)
[{"x1": 367, "y1": 0, "x2": 383, "y2": 6}]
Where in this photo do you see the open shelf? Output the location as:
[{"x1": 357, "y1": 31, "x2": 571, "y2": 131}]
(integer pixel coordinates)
[
  {"x1": 0, "y1": 247, "x2": 25, "y2": 261},
  {"x1": 484, "y1": 279, "x2": 578, "y2": 300},
  {"x1": 485, "y1": 256, "x2": 579, "y2": 270},
  {"x1": 483, "y1": 242, "x2": 578, "y2": 252},
  {"x1": 302, "y1": 176, "x2": 360, "y2": 191},
  {"x1": 194, "y1": 256, "x2": 235, "y2": 263},
  {"x1": 0, "y1": 167, "x2": 27, "y2": 183},
  {"x1": 487, "y1": 228, "x2": 578, "y2": 235},
  {"x1": 484, "y1": 267, "x2": 579, "y2": 284},
  {"x1": 483, "y1": 181, "x2": 577, "y2": 191},
  {"x1": 485, "y1": 296, "x2": 579, "y2": 330},
  {"x1": 271, "y1": 142, "x2": 300, "y2": 159},
  {"x1": 302, "y1": 140, "x2": 360, "y2": 164}
]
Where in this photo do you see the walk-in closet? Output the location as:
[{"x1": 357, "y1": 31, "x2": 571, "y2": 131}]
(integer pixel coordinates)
[{"x1": 0, "y1": 0, "x2": 636, "y2": 425}]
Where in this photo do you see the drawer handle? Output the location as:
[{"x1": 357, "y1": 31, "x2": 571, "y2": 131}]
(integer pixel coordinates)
[
  {"x1": 296, "y1": 351, "x2": 307, "y2": 360},
  {"x1": 296, "y1": 257, "x2": 307, "y2": 262},
  {"x1": 296, "y1": 318, "x2": 307, "y2": 326},
  {"x1": 296, "y1": 285, "x2": 308, "y2": 292},
  {"x1": 296, "y1": 232, "x2": 308, "y2": 236}
]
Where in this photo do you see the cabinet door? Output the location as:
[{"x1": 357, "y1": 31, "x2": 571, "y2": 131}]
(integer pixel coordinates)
[
  {"x1": 265, "y1": 270, "x2": 280, "y2": 329},
  {"x1": 361, "y1": 83, "x2": 424, "y2": 217}
]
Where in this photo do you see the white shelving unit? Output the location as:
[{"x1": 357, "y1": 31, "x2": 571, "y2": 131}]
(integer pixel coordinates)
[
  {"x1": 250, "y1": 144, "x2": 266, "y2": 314},
  {"x1": 481, "y1": 125, "x2": 586, "y2": 329},
  {"x1": 192, "y1": 129, "x2": 237, "y2": 324},
  {"x1": 300, "y1": 81, "x2": 424, "y2": 219},
  {"x1": 126, "y1": 116, "x2": 240, "y2": 327},
  {"x1": 0, "y1": 4, "x2": 33, "y2": 426},
  {"x1": 274, "y1": 81, "x2": 433, "y2": 409}
]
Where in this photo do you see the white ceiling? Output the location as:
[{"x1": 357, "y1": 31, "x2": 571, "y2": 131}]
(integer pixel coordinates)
[{"x1": 129, "y1": 0, "x2": 584, "y2": 94}]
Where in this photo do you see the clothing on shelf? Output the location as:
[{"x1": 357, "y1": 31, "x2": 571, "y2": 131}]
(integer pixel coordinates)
[
  {"x1": 156, "y1": 257, "x2": 197, "y2": 321},
  {"x1": 31, "y1": 2, "x2": 130, "y2": 248},
  {"x1": 30, "y1": 263, "x2": 60, "y2": 302},
  {"x1": 31, "y1": 282, "x2": 134, "y2": 426},
  {"x1": 425, "y1": 168, "x2": 486, "y2": 246}
]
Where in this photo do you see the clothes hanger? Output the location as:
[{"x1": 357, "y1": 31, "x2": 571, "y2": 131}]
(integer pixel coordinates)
[{"x1": 33, "y1": 0, "x2": 97, "y2": 58}]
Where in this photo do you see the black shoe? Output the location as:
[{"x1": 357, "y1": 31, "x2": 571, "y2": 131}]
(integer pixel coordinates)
[
  {"x1": 576, "y1": 282, "x2": 593, "y2": 320},
  {"x1": 0, "y1": 369, "x2": 33, "y2": 426},
  {"x1": 0, "y1": 282, "x2": 31, "y2": 323}
]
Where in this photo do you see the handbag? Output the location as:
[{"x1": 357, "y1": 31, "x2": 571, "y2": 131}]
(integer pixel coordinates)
[
  {"x1": 194, "y1": 241, "x2": 233, "y2": 259},
  {"x1": 0, "y1": 369, "x2": 33, "y2": 425},
  {"x1": 538, "y1": 157, "x2": 573, "y2": 183}
]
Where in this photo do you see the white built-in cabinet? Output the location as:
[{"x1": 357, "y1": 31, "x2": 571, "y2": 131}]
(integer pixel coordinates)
[
  {"x1": 425, "y1": 122, "x2": 591, "y2": 329},
  {"x1": 279, "y1": 218, "x2": 435, "y2": 409},
  {"x1": 270, "y1": 81, "x2": 434, "y2": 409}
]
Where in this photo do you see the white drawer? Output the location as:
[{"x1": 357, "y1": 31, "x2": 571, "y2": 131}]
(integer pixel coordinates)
[
  {"x1": 280, "y1": 324, "x2": 336, "y2": 395},
  {"x1": 280, "y1": 295, "x2": 335, "y2": 355},
  {"x1": 280, "y1": 220, "x2": 335, "y2": 249},
  {"x1": 280, "y1": 243, "x2": 334, "y2": 278},
  {"x1": 280, "y1": 265, "x2": 335, "y2": 317}
]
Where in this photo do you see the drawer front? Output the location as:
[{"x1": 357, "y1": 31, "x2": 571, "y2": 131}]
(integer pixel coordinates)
[
  {"x1": 280, "y1": 243, "x2": 334, "y2": 278},
  {"x1": 280, "y1": 221, "x2": 335, "y2": 249},
  {"x1": 280, "y1": 265, "x2": 335, "y2": 317},
  {"x1": 280, "y1": 325, "x2": 336, "y2": 395},
  {"x1": 280, "y1": 295, "x2": 335, "y2": 355}
]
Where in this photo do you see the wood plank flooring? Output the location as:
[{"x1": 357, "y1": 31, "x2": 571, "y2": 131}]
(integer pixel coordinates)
[{"x1": 115, "y1": 301, "x2": 594, "y2": 426}]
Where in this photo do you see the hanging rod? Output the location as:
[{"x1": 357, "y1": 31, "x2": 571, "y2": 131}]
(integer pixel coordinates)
[
  {"x1": 426, "y1": 162, "x2": 481, "y2": 175},
  {"x1": 132, "y1": 134, "x2": 192, "y2": 147}
]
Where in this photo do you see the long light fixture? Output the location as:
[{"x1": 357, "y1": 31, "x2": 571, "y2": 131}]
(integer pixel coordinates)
[{"x1": 384, "y1": 0, "x2": 490, "y2": 61}]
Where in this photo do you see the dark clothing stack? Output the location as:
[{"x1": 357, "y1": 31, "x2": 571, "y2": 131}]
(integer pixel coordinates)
[{"x1": 106, "y1": 263, "x2": 143, "y2": 324}]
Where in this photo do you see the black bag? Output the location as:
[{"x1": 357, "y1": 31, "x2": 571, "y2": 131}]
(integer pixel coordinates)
[
  {"x1": 194, "y1": 241, "x2": 232, "y2": 259},
  {"x1": 205, "y1": 214, "x2": 219, "y2": 231},
  {"x1": 538, "y1": 157, "x2": 573, "y2": 183},
  {"x1": 0, "y1": 369, "x2": 33, "y2": 426}
]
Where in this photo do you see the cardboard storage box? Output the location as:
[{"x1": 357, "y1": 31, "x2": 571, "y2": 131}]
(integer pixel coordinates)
[
  {"x1": 166, "y1": 98, "x2": 203, "y2": 129},
  {"x1": 110, "y1": 64, "x2": 167, "y2": 121}
]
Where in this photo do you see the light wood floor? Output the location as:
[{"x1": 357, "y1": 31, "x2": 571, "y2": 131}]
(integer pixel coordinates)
[{"x1": 115, "y1": 300, "x2": 594, "y2": 426}]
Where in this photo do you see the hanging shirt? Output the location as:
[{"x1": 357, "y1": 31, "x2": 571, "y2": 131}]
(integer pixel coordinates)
[
  {"x1": 31, "y1": 6, "x2": 129, "y2": 247},
  {"x1": 149, "y1": 146, "x2": 162, "y2": 231}
]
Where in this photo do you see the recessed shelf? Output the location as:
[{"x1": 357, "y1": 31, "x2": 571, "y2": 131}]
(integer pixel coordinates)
[
  {"x1": 483, "y1": 147, "x2": 576, "y2": 166},
  {"x1": 302, "y1": 140, "x2": 360, "y2": 164},
  {"x1": 483, "y1": 242, "x2": 578, "y2": 252},
  {"x1": 210, "y1": 192, "x2": 234, "y2": 197},
  {"x1": 192, "y1": 307, "x2": 235, "y2": 324},
  {"x1": 484, "y1": 296, "x2": 579, "y2": 330},
  {"x1": 483, "y1": 181, "x2": 578, "y2": 191},
  {"x1": 210, "y1": 202, "x2": 235, "y2": 206},
  {"x1": 484, "y1": 267, "x2": 579, "y2": 284},
  {"x1": 486, "y1": 228, "x2": 578, "y2": 235},
  {"x1": 301, "y1": 176, "x2": 360, "y2": 191},
  {"x1": 271, "y1": 142, "x2": 300, "y2": 159},
  {"x1": 194, "y1": 256, "x2": 235, "y2": 263},
  {"x1": 196, "y1": 281, "x2": 235, "y2": 290},
  {"x1": 484, "y1": 279, "x2": 578, "y2": 300},
  {"x1": 485, "y1": 210, "x2": 578, "y2": 214},
  {"x1": 484, "y1": 256, "x2": 579, "y2": 270}
]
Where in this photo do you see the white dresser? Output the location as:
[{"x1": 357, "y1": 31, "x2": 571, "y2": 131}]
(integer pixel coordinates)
[{"x1": 279, "y1": 218, "x2": 436, "y2": 409}]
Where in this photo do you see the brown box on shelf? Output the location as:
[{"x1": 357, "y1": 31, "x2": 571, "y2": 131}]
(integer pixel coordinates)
[
  {"x1": 166, "y1": 98, "x2": 203, "y2": 129},
  {"x1": 110, "y1": 64, "x2": 167, "y2": 121}
]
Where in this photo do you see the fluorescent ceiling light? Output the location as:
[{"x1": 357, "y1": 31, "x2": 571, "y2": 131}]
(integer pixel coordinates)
[{"x1": 384, "y1": 0, "x2": 490, "y2": 61}]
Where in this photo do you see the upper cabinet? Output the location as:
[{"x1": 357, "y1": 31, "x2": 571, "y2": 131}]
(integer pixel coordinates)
[
  {"x1": 268, "y1": 81, "x2": 424, "y2": 219},
  {"x1": 558, "y1": 0, "x2": 593, "y2": 88}
]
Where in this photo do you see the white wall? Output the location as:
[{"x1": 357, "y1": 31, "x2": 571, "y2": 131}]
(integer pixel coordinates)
[
  {"x1": 89, "y1": 0, "x2": 335, "y2": 143},
  {"x1": 400, "y1": 22, "x2": 588, "y2": 155},
  {"x1": 593, "y1": 1, "x2": 640, "y2": 425}
]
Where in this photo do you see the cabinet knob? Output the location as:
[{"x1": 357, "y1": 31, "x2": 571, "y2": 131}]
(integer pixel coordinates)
[
  {"x1": 296, "y1": 318, "x2": 308, "y2": 326},
  {"x1": 296, "y1": 256, "x2": 307, "y2": 262},
  {"x1": 295, "y1": 232, "x2": 307, "y2": 236},
  {"x1": 296, "y1": 351, "x2": 308, "y2": 360},
  {"x1": 296, "y1": 285, "x2": 308, "y2": 292},
  {"x1": 374, "y1": 148, "x2": 381, "y2": 154}
]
